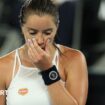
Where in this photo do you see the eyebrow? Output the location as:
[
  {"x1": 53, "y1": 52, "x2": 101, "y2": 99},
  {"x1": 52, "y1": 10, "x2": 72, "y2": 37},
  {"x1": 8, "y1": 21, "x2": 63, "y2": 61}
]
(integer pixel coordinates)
[{"x1": 27, "y1": 27, "x2": 53, "y2": 32}]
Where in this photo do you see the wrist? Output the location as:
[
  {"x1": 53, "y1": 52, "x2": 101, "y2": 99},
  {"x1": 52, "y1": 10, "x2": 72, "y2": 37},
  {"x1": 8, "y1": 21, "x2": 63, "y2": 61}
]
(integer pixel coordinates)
[{"x1": 40, "y1": 65, "x2": 61, "y2": 85}]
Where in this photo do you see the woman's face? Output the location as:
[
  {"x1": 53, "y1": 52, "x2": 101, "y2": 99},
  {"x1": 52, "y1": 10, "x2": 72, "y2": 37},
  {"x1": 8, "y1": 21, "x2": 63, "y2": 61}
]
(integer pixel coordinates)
[{"x1": 21, "y1": 14, "x2": 58, "y2": 49}]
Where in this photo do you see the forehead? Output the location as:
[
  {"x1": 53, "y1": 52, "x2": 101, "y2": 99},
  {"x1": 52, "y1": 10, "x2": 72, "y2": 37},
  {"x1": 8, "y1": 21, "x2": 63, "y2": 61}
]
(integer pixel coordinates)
[{"x1": 24, "y1": 14, "x2": 56, "y2": 30}]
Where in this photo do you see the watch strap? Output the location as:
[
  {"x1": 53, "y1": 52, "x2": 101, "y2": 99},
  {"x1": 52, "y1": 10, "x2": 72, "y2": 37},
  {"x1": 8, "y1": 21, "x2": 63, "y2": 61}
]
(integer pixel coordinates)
[{"x1": 40, "y1": 65, "x2": 60, "y2": 85}]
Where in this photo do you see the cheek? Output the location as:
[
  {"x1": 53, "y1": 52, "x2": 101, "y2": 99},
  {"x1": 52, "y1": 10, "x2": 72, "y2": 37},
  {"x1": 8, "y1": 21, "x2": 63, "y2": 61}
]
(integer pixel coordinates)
[
  {"x1": 23, "y1": 32, "x2": 33, "y2": 41},
  {"x1": 22, "y1": 27, "x2": 33, "y2": 41},
  {"x1": 22, "y1": 28, "x2": 31, "y2": 39},
  {"x1": 44, "y1": 35, "x2": 55, "y2": 43}
]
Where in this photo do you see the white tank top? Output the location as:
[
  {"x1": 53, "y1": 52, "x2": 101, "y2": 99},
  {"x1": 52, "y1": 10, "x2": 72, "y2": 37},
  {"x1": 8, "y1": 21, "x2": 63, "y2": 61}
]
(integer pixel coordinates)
[{"x1": 6, "y1": 47, "x2": 59, "y2": 105}]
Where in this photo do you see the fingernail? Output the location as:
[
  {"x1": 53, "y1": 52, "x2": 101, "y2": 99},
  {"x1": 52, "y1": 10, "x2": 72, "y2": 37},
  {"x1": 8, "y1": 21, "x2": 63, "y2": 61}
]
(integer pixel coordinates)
[
  {"x1": 26, "y1": 40, "x2": 28, "y2": 43},
  {"x1": 26, "y1": 39, "x2": 29, "y2": 44},
  {"x1": 28, "y1": 39, "x2": 32, "y2": 44},
  {"x1": 28, "y1": 39, "x2": 30, "y2": 42}
]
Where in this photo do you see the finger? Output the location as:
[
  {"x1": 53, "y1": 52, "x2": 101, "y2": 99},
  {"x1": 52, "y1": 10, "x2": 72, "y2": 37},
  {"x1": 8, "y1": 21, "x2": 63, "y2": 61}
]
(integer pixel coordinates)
[
  {"x1": 28, "y1": 47, "x2": 34, "y2": 61},
  {"x1": 27, "y1": 39, "x2": 35, "y2": 50},
  {"x1": 32, "y1": 38, "x2": 45, "y2": 54},
  {"x1": 27, "y1": 39, "x2": 39, "y2": 59},
  {"x1": 28, "y1": 47, "x2": 38, "y2": 63},
  {"x1": 27, "y1": 39, "x2": 39, "y2": 56}
]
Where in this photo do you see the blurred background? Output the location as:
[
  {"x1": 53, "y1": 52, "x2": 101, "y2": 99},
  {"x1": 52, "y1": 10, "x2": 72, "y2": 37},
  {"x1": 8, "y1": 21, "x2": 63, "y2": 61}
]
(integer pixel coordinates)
[{"x1": 0, "y1": 0, "x2": 105, "y2": 105}]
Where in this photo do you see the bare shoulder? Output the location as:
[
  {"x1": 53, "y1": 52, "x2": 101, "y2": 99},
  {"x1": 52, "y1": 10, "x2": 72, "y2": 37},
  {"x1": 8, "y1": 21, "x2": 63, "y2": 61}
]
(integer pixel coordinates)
[
  {"x1": 0, "y1": 50, "x2": 15, "y2": 86},
  {"x1": 0, "y1": 50, "x2": 15, "y2": 67},
  {"x1": 0, "y1": 50, "x2": 16, "y2": 73},
  {"x1": 58, "y1": 44, "x2": 86, "y2": 62},
  {"x1": 58, "y1": 44, "x2": 87, "y2": 73}
]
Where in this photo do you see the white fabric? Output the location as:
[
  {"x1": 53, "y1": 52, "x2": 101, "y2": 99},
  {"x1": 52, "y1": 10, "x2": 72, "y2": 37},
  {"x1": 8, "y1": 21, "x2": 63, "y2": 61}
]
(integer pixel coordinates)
[{"x1": 6, "y1": 47, "x2": 59, "y2": 105}]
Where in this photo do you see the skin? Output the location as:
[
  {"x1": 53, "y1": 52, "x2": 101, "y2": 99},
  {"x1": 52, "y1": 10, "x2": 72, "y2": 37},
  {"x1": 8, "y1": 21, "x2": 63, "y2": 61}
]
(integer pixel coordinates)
[{"x1": 0, "y1": 14, "x2": 88, "y2": 105}]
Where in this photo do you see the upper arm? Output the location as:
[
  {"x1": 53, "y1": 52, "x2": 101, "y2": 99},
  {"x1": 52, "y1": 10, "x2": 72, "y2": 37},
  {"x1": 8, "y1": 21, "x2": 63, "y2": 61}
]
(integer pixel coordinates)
[
  {"x1": 65, "y1": 51, "x2": 88, "y2": 105},
  {"x1": 0, "y1": 95, "x2": 6, "y2": 105},
  {"x1": 0, "y1": 61, "x2": 6, "y2": 105}
]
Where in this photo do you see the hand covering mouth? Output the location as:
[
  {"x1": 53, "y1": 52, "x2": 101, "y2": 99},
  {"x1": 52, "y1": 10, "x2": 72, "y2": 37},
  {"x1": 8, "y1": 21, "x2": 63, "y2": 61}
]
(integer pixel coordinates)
[{"x1": 39, "y1": 45, "x2": 45, "y2": 50}]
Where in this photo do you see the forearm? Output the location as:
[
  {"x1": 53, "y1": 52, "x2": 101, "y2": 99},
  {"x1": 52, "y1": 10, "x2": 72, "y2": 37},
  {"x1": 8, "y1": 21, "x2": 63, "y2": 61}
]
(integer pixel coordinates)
[{"x1": 47, "y1": 80, "x2": 78, "y2": 105}]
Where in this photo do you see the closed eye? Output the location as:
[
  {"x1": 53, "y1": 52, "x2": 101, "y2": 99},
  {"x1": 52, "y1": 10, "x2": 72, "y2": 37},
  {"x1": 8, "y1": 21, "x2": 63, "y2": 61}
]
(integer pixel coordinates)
[
  {"x1": 27, "y1": 27, "x2": 53, "y2": 36},
  {"x1": 44, "y1": 31, "x2": 51, "y2": 35},
  {"x1": 28, "y1": 29, "x2": 37, "y2": 35},
  {"x1": 43, "y1": 29, "x2": 53, "y2": 36}
]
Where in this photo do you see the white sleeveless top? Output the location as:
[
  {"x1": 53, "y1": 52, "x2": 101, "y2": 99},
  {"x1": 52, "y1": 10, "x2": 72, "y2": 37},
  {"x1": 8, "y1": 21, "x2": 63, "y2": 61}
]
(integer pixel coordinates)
[{"x1": 6, "y1": 47, "x2": 59, "y2": 105}]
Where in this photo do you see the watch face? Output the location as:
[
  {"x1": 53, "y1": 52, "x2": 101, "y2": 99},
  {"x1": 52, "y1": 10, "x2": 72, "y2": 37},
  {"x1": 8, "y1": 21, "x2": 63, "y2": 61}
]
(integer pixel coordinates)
[{"x1": 49, "y1": 71, "x2": 58, "y2": 80}]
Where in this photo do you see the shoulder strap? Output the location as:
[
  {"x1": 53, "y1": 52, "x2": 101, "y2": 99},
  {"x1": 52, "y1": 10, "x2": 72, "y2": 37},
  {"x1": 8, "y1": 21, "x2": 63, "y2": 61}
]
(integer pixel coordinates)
[
  {"x1": 12, "y1": 50, "x2": 17, "y2": 79},
  {"x1": 16, "y1": 49, "x2": 21, "y2": 65},
  {"x1": 12, "y1": 49, "x2": 21, "y2": 79},
  {"x1": 52, "y1": 48, "x2": 59, "y2": 70}
]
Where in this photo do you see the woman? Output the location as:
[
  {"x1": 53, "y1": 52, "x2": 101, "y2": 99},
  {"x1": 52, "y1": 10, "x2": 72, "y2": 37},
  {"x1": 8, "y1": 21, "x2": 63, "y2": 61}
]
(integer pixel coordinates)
[{"x1": 0, "y1": 0, "x2": 88, "y2": 105}]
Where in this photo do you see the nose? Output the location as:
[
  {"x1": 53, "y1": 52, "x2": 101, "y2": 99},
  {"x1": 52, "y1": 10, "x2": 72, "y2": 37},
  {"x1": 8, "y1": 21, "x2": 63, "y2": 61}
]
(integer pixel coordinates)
[{"x1": 35, "y1": 32, "x2": 44, "y2": 45}]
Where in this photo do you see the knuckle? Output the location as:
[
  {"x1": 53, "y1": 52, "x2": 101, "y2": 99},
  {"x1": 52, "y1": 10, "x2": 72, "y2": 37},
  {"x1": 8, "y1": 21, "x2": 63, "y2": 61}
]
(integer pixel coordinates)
[
  {"x1": 40, "y1": 53, "x2": 44, "y2": 58},
  {"x1": 34, "y1": 59, "x2": 38, "y2": 63},
  {"x1": 38, "y1": 56, "x2": 42, "y2": 61}
]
